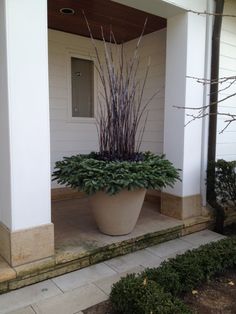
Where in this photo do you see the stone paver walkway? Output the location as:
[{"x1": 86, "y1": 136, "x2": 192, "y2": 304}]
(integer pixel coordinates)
[{"x1": 0, "y1": 230, "x2": 225, "y2": 314}]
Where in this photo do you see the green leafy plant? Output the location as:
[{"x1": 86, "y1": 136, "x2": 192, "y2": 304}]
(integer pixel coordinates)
[
  {"x1": 208, "y1": 159, "x2": 236, "y2": 207},
  {"x1": 53, "y1": 152, "x2": 180, "y2": 195},
  {"x1": 110, "y1": 237, "x2": 236, "y2": 313},
  {"x1": 207, "y1": 159, "x2": 236, "y2": 233},
  {"x1": 110, "y1": 274, "x2": 191, "y2": 314},
  {"x1": 143, "y1": 237, "x2": 236, "y2": 295}
]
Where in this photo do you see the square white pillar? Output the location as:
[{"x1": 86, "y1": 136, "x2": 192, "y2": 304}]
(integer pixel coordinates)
[
  {"x1": 0, "y1": 0, "x2": 53, "y2": 266},
  {"x1": 162, "y1": 12, "x2": 207, "y2": 219}
]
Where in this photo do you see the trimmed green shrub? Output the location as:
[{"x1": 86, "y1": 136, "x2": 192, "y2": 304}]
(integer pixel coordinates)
[
  {"x1": 142, "y1": 262, "x2": 183, "y2": 296},
  {"x1": 143, "y1": 238, "x2": 236, "y2": 295},
  {"x1": 109, "y1": 274, "x2": 192, "y2": 314},
  {"x1": 207, "y1": 159, "x2": 236, "y2": 233},
  {"x1": 207, "y1": 159, "x2": 236, "y2": 207},
  {"x1": 53, "y1": 152, "x2": 180, "y2": 195},
  {"x1": 110, "y1": 237, "x2": 236, "y2": 313}
]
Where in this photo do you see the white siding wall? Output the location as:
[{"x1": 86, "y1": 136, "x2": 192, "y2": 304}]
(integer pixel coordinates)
[
  {"x1": 49, "y1": 30, "x2": 101, "y2": 188},
  {"x1": 48, "y1": 29, "x2": 166, "y2": 187},
  {"x1": 123, "y1": 29, "x2": 166, "y2": 154},
  {"x1": 216, "y1": 0, "x2": 236, "y2": 161}
]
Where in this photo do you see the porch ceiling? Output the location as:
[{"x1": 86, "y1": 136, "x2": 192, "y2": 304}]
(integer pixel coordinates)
[{"x1": 48, "y1": 0, "x2": 167, "y2": 43}]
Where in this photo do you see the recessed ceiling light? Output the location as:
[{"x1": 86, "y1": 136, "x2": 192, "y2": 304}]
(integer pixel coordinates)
[{"x1": 60, "y1": 8, "x2": 75, "y2": 15}]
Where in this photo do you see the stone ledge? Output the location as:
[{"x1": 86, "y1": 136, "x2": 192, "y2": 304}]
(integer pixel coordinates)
[
  {"x1": 0, "y1": 257, "x2": 16, "y2": 283},
  {"x1": 182, "y1": 216, "x2": 213, "y2": 236},
  {"x1": 55, "y1": 225, "x2": 182, "y2": 265}
]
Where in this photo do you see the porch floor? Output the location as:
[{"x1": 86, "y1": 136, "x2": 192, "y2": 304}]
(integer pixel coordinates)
[{"x1": 53, "y1": 197, "x2": 183, "y2": 264}]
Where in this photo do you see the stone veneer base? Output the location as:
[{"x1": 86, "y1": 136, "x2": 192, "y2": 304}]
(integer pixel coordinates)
[
  {"x1": 0, "y1": 223, "x2": 54, "y2": 267},
  {"x1": 161, "y1": 192, "x2": 202, "y2": 219}
]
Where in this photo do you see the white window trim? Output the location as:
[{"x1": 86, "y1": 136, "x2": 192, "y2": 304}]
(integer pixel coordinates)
[{"x1": 66, "y1": 50, "x2": 98, "y2": 123}]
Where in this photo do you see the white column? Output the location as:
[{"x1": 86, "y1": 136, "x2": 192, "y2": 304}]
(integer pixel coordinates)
[
  {"x1": 162, "y1": 12, "x2": 207, "y2": 218},
  {"x1": 0, "y1": 0, "x2": 12, "y2": 229},
  {"x1": 0, "y1": 0, "x2": 53, "y2": 265}
]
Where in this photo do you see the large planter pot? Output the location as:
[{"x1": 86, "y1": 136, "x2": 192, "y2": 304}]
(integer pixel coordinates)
[{"x1": 89, "y1": 188, "x2": 146, "y2": 236}]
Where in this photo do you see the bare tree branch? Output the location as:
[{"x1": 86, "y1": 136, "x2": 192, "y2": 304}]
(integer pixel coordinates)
[
  {"x1": 187, "y1": 9, "x2": 236, "y2": 18},
  {"x1": 175, "y1": 75, "x2": 236, "y2": 132}
]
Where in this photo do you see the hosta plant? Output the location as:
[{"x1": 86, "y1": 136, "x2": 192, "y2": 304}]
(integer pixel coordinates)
[{"x1": 53, "y1": 152, "x2": 180, "y2": 195}]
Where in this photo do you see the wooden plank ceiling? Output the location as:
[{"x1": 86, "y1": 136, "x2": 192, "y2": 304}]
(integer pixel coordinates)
[{"x1": 48, "y1": 0, "x2": 167, "y2": 43}]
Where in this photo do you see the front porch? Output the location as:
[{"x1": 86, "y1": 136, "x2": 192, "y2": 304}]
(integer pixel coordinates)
[{"x1": 0, "y1": 0, "x2": 212, "y2": 292}]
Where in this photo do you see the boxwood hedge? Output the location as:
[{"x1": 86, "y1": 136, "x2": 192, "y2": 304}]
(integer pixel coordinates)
[{"x1": 110, "y1": 237, "x2": 236, "y2": 314}]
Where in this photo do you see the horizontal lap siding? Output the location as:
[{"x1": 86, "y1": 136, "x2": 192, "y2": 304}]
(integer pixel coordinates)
[
  {"x1": 123, "y1": 29, "x2": 166, "y2": 155},
  {"x1": 48, "y1": 30, "x2": 100, "y2": 187},
  {"x1": 216, "y1": 0, "x2": 236, "y2": 161},
  {"x1": 48, "y1": 29, "x2": 166, "y2": 187}
]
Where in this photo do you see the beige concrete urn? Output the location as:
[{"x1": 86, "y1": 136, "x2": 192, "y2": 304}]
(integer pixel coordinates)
[{"x1": 89, "y1": 188, "x2": 146, "y2": 236}]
